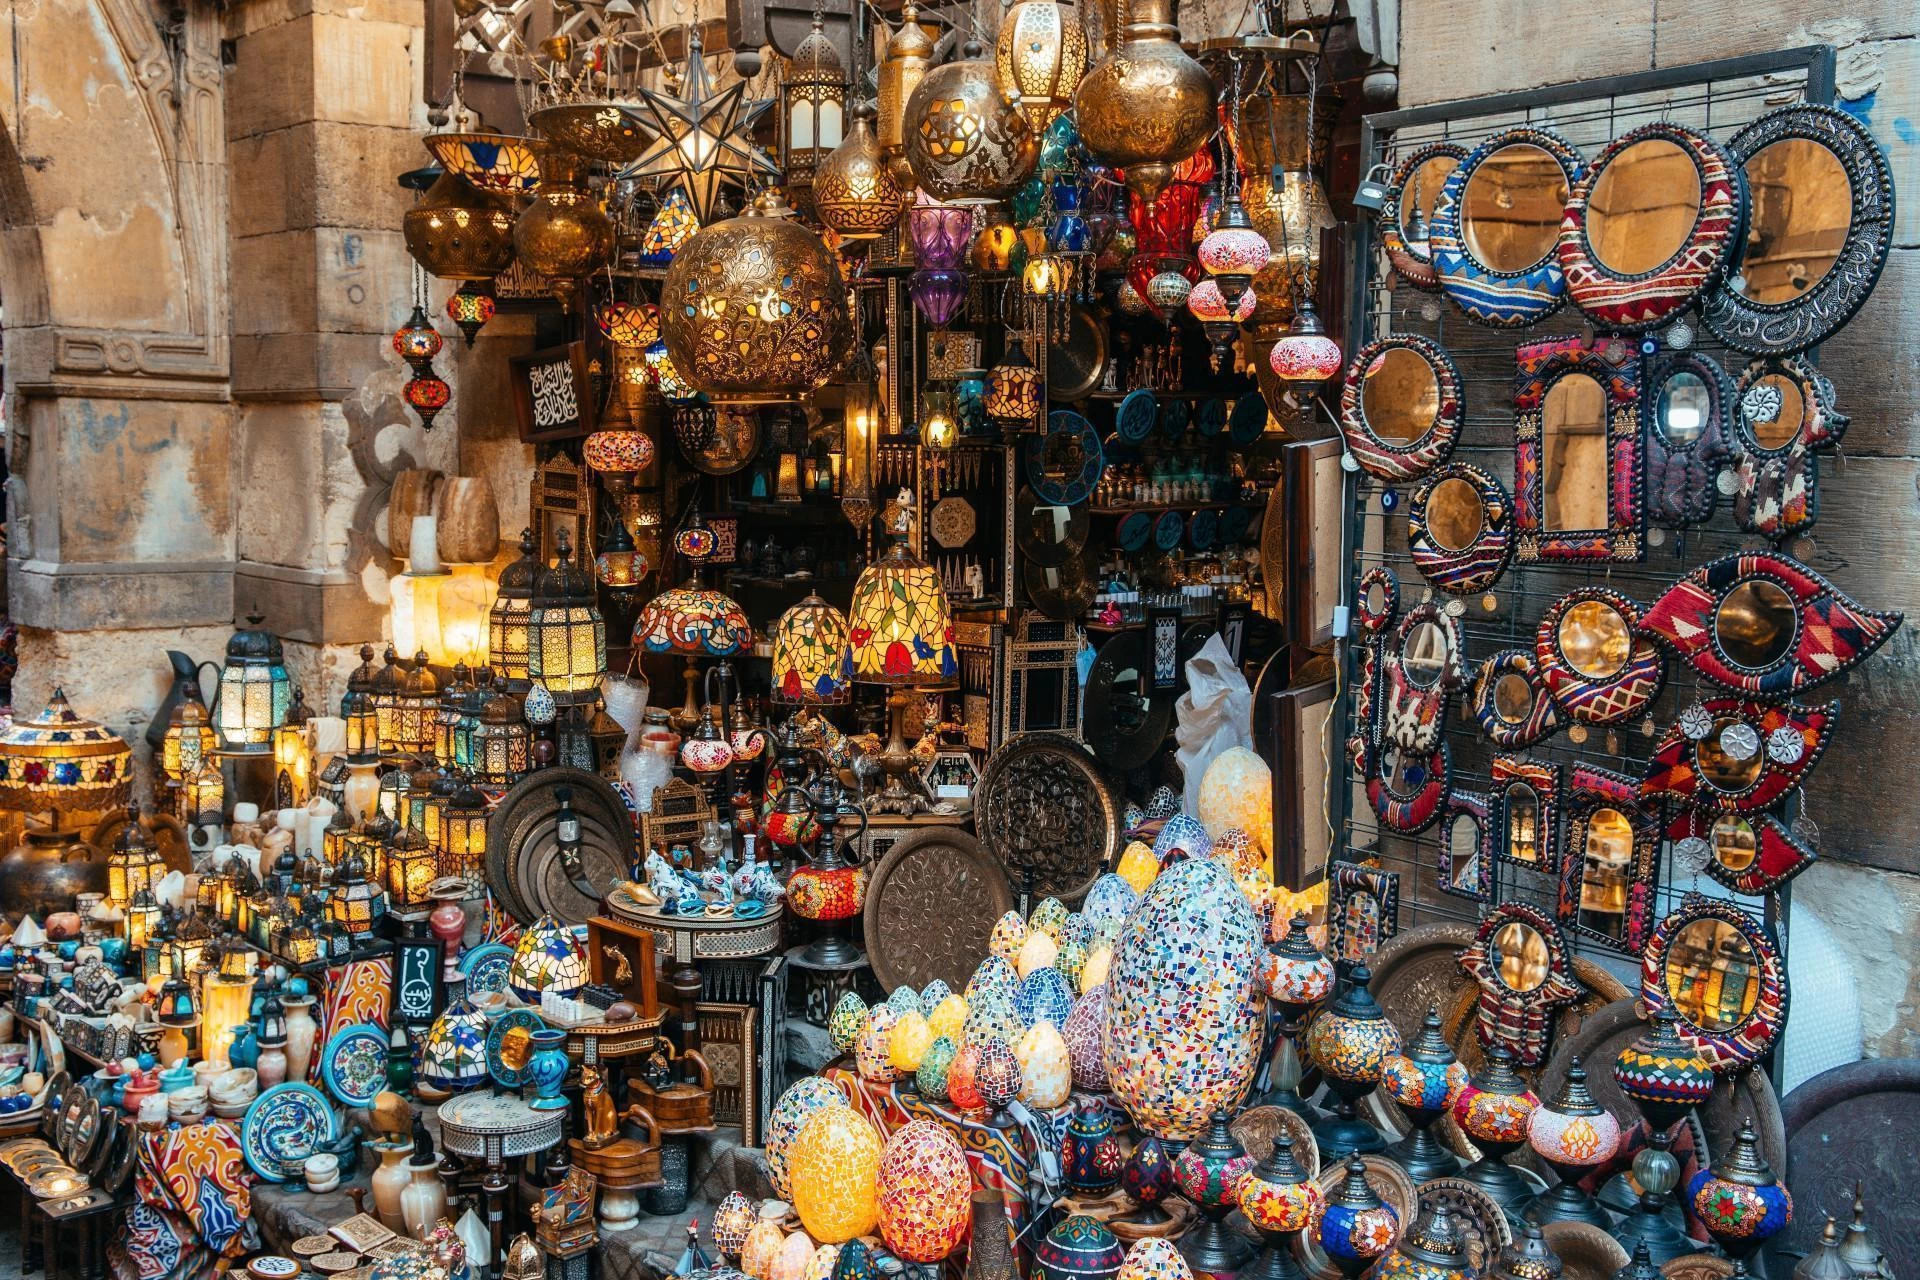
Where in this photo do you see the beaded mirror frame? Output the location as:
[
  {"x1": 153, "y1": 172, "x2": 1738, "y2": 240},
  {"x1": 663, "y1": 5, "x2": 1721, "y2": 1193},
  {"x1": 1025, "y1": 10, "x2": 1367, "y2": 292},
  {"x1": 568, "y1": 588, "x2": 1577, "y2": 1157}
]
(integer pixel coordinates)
[
  {"x1": 1640, "y1": 894, "x2": 1788, "y2": 1072},
  {"x1": 1407, "y1": 462, "x2": 1514, "y2": 596},
  {"x1": 1491, "y1": 754, "x2": 1559, "y2": 873},
  {"x1": 1336, "y1": 334, "x2": 1466, "y2": 484},
  {"x1": 1367, "y1": 741, "x2": 1452, "y2": 835},
  {"x1": 1513, "y1": 336, "x2": 1644, "y2": 562},
  {"x1": 1379, "y1": 602, "x2": 1466, "y2": 755},
  {"x1": 1437, "y1": 790, "x2": 1494, "y2": 904},
  {"x1": 1665, "y1": 808, "x2": 1818, "y2": 897},
  {"x1": 1641, "y1": 550, "x2": 1903, "y2": 700},
  {"x1": 1533, "y1": 586, "x2": 1666, "y2": 725},
  {"x1": 1554, "y1": 764, "x2": 1661, "y2": 956},
  {"x1": 1381, "y1": 141, "x2": 1469, "y2": 293},
  {"x1": 1643, "y1": 350, "x2": 1736, "y2": 529},
  {"x1": 1701, "y1": 104, "x2": 1896, "y2": 357},
  {"x1": 1471, "y1": 648, "x2": 1564, "y2": 750},
  {"x1": 1557, "y1": 121, "x2": 1741, "y2": 333},
  {"x1": 1729, "y1": 356, "x2": 1850, "y2": 539},
  {"x1": 1642, "y1": 697, "x2": 1837, "y2": 815},
  {"x1": 1429, "y1": 125, "x2": 1586, "y2": 327},
  {"x1": 1457, "y1": 901, "x2": 1582, "y2": 1066}
]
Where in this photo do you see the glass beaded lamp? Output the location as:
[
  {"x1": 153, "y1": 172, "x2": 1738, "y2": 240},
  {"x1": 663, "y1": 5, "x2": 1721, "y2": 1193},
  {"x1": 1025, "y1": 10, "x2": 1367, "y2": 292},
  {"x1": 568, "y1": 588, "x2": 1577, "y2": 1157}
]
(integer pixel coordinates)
[
  {"x1": 1198, "y1": 195, "x2": 1271, "y2": 309},
  {"x1": 526, "y1": 530, "x2": 607, "y2": 705},
  {"x1": 420, "y1": 973, "x2": 490, "y2": 1095},
  {"x1": 1268, "y1": 299, "x2": 1343, "y2": 387},
  {"x1": 1612, "y1": 1008, "x2": 1715, "y2": 1262},
  {"x1": 1686, "y1": 1121, "x2": 1793, "y2": 1273},
  {"x1": 1304, "y1": 964, "x2": 1402, "y2": 1157},
  {"x1": 489, "y1": 530, "x2": 540, "y2": 687},
  {"x1": 1526, "y1": 1057, "x2": 1621, "y2": 1227},
  {"x1": 1450, "y1": 1044, "x2": 1541, "y2": 1218},
  {"x1": 214, "y1": 613, "x2": 293, "y2": 754},
  {"x1": 1378, "y1": 1007, "x2": 1468, "y2": 1181},
  {"x1": 1237, "y1": 1132, "x2": 1325, "y2": 1280},
  {"x1": 106, "y1": 806, "x2": 164, "y2": 908},
  {"x1": 508, "y1": 913, "x2": 588, "y2": 1003},
  {"x1": 771, "y1": 594, "x2": 854, "y2": 706}
]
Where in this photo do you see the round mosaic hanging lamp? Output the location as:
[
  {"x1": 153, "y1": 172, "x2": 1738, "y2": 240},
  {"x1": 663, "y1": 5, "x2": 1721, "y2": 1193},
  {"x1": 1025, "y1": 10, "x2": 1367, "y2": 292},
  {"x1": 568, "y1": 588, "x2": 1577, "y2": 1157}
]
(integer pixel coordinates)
[{"x1": 0, "y1": 689, "x2": 134, "y2": 814}]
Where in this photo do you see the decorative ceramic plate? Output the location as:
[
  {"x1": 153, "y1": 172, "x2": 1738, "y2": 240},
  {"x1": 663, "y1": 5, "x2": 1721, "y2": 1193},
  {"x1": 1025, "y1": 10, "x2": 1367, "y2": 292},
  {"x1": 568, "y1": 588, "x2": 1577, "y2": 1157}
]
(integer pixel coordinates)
[
  {"x1": 1026, "y1": 411, "x2": 1105, "y2": 506},
  {"x1": 1229, "y1": 393, "x2": 1268, "y2": 444},
  {"x1": 486, "y1": 1009, "x2": 550, "y2": 1090},
  {"x1": 1117, "y1": 511, "x2": 1152, "y2": 552},
  {"x1": 1188, "y1": 509, "x2": 1218, "y2": 551},
  {"x1": 1153, "y1": 511, "x2": 1184, "y2": 551},
  {"x1": 1158, "y1": 396, "x2": 1188, "y2": 441},
  {"x1": 242, "y1": 1083, "x2": 338, "y2": 1183},
  {"x1": 1220, "y1": 502, "x2": 1253, "y2": 545},
  {"x1": 1117, "y1": 389, "x2": 1158, "y2": 443},
  {"x1": 1197, "y1": 397, "x2": 1228, "y2": 436},
  {"x1": 319, "y1": 1022, "x2": 389, "y2": 1109},
  {"x1": 459, "y1": 943, "x2": 515, "y2": 1004}
]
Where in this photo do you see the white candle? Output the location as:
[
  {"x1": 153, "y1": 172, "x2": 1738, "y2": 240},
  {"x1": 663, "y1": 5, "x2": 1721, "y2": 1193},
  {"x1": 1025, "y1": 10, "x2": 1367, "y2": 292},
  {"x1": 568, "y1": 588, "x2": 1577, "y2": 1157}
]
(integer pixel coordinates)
[{"x1": 410, "y1": 515, "x2": 442, "y2": 574}]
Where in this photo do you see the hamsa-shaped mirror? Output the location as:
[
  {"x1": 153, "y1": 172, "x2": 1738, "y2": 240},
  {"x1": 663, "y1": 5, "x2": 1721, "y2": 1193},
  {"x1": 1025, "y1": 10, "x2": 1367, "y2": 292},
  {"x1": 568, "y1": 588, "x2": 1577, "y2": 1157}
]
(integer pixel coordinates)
[
  {"x1": 1513, "y1": 336, "x2": 1644, "y2": 562},
  {"x1": 1644, "y1": 351, "x2": 1735, "y2": 529},
  {"x1": 1431, "y1": 126, "x2": 1585, "y2": 327},
  {"x1": 1382, "y1": 142, "x2": 1468, "y2": 293},
  {"x1": 1729, "y1": 357, "x2": 1849, "y2": 538},
  {"x1": 1702, "y1": 104, "x2": 1895, "y2": 356},
  {"x1": 1556, "y1": 765, "x2": 1659, "y2": 955},
  {"x1": 1458, "y1": 903, "x2": 1581, "y2": 1066},
  {"x1": 1640, "y1": 894, "x2": 1787, "y2": 1071}
]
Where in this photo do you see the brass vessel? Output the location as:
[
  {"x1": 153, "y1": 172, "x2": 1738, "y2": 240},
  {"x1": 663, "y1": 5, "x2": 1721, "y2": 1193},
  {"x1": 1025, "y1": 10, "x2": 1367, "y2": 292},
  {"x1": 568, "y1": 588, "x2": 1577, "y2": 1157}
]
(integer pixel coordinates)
[
  {"x1": 404, "y1": 171, "x2": 517, "y2": 281},
  {"x1": 1227, "y1": 93, "x2": 1341, "y2": 329},
  {"x1": 1073, "y1": 0, "x2": 1214, "y2": 201},
  {"x1": 512, "y1": 145, "x2": 616, "y2": 305},
  {"x1": 877, "y1": 1, "x2": 937, "y2": 188}
]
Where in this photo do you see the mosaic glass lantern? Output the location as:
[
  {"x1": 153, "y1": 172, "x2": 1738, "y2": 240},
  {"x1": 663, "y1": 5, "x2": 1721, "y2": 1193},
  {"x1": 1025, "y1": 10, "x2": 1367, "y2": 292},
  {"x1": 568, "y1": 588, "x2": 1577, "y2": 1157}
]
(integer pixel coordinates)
[
  {"x1": 771, "y1": 594, "x2": 854, "y2": 705},
  {"x1": 847, "y1": 501, "x2": 957, "y2": 684},
  {"x1": 1526, "y1": 1057, "x2": 1621, "y2": 1227},
  {"x1": 420, "y1": 973, "x2": 489, "y2": 1094},
  {"x1": 595, "y1": 300, "x2": 662, "y2": 349},
  {"x1": 638, "y1": 187, "x2": 701, "y2": 270},
  {"x1": 489, "y1": 530, "x2": 540, "y2": 686},
  {"x1": 1379, "y1": 1007, "x2": 1469, "y2": 1181},
  {"x1": 986, "y1": 337, "x2": 1044, "y2": 426},
  {"x1": 445, "y1": 282, "x2": 496, "y2": 347},
  {"x1": 473, "y1": 680, "x2": 532, "y2": 787},
  {"x1": 781, "y1": 12, "x2": 847, "y2": 181},
  {"x1": 526, "y1": 531, "x2": 607, "y2": 705},
  {"x1": 508, "y1": 913, "x2": 588, "y2": 1003},
  {"x1": 1173, "y1": 1110, "x2": 1257, "y2": 1274},
  {"x1": 712, "y1": 1192, "x2": 757, "y2": 1262},
  {"x1": 1199, "y1": 195, "x2": 1270, "y2": 310},
  {"x1": 1450, "y1": 1044, "x2": 1541, "y2": 1218},
  {"x1": 393, "y1": 304, "x2": 444, "y2": 373},
  {"x1": 595, "y1": 520, "x2": 648, "y2": 594},
  {"x1": 789, "y1": 1105, "x2": 883, "y2": 1242},
  {"x1": 1268, "y1": 300, "x2": 1343, "y2": 386},
  {"x1": 583, "y1": 428, "x2": 657, "y2": 497},
  {"x1": 1686, "y1": 1121, "x2": 1793, "y2": 1263},
  {"x1": 162, "y1": 682, "x2": 218, "y2": 782},
  {"x1": 404, "y1": 372, "x2": 451, "y2": 430},
  {"x1": 1305, "y1": 964, "x2": 1402, "y2": 1157},
  {"x1": 0, "y1": 688, "x2": 134, "y2": 814},
  {"x1": 1317, "y1": 1155, "x2": 1400, "y2": 1278},
  {"x1": 106, "y1": 806, "x2": 165, "y2": 908},
  {"x1": 213, "y1": 614, "x2": 294, "y2": 754},
  {"x1": 815, "y1": 103, "x2": 908, "y2": 240},
  {"x1": 875, "y1": 1118, "x2": 971, "y2": 1261},
  {"x1": 632, "y1": 559, "x2": 753, "y2": 658}
]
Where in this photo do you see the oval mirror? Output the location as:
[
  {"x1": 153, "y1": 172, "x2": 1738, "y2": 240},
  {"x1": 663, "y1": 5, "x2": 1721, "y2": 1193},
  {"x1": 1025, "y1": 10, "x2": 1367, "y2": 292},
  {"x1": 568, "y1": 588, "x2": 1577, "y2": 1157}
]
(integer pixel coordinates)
[
  {"x1": 1715, "y1": 578, "x2": 1797, "y2": 670},
  {"x1": 1365, "y1": 580, "x2": 1390, "y2": 614},
  {"x1": 1543, "y1": 373, "x2": 1610, "y2": 532},
  {"x1": 1557, "y1": 598, "x2": 1631, "y2": 679},
  {"x1": 1401, "y1": 153, "x2": 1461, "y2": 258},
  {"x1": 1586, "y1": 138, "x2": 1702, "y2": 276},
  {"x1": 1463, "y1": 143, "x2": 1571, "y2": 272},
  {"x1": 1492, "y1": 919, "x2": 1550, "y2": 992},
  {"x1": 1425, "y1": 476, "x2": 1484, "y2": 552},
  {"x1": 1656, "y1": 371, "x2": 1712, "y2": 446},
  {"x1": 1448, "y1": 813, "x2": 1481, "y2": 887},
  {"x1": 1737, "y1": 137, "x2": 1852, "y2": 304},
  {"x1": 1666, "y1": 917, "x2": 1761, "y2": 1030},
  {"x1": 1710, "y1": 814, "x2": 1758, "y2": 871},
  {"x1": 1746, "y1": 371, "x2": 1805, "y2": 450},
  {"x1": 1402, "y1": 620, "x2": 1450, "y2": 688},
  {"x1": 1361, "y1": 346, "x2": 1441, "y2": 444},
  {"x1": 1505, "y1": 782, "x2": 1541, "y2": 863},
  {"x1": 1493, "y1": 672, "x2": 1534, "y2": 724},
  {"x1": 1696, "y1": 715, "x2": 1766, "y2": 793},
  {"x1": 1380, "y1": 746, "x2": 1419, "y2": 796}
]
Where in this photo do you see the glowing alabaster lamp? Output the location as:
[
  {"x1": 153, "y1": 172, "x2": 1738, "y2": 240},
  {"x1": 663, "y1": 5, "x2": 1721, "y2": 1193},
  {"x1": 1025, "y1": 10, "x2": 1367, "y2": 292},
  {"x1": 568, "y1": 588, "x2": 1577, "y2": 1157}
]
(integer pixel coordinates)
[
  {"x1": 1525, "y1": 1056, "x2": 1621, "y2": 1227},
  {"x1": 508, "y1": 913, "x2": 588, "y2": 1003},
  {"x1": 847, "y1": 492, "x2": 957, "y2": 814}
]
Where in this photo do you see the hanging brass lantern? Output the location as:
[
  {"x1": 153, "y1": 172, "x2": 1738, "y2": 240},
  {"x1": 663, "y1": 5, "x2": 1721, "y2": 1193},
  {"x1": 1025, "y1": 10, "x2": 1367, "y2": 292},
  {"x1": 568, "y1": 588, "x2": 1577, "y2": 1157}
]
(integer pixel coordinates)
[
  {"x1": 994, "y1": 0, "x2": 1088, "y2": 133},
  {"x1": 1073, "y1": 0, "x2": 1214, "y2": 201},
  {"x1": 781, "y1": 13, "x2": 848, "y2": 182},
  {"x1": 904, "y1": 40, "x2": 1038, "y2": 206},
  {"x1": 815, "y1": 102, "x2": 910, "y2": 240},
  {"x1": 527, "y1": 99, "x2": 655, "y2": 166},
  {"x1": 404, "y1": 172, "x2": 518, "y2": 281},
  {"x1": 659, "y1": 195, "x2": 853, "y2": 403},
  {"x1": 877, "y1": 0, "x2": 937, "y2": 187},
  {"x1": 1226, "y1": 92, "x2": 1340, "y2": 332},
  {"x1": 512, "y1": 145, "x2": 616, "y2": 305}
]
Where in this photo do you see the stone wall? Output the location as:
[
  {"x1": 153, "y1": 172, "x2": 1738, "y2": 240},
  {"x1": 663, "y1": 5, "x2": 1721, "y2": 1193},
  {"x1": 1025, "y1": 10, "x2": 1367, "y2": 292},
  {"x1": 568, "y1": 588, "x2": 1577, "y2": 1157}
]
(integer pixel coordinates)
[{"x1": 1395, "y1": 0, "x2": 1920, "y2": 1058}]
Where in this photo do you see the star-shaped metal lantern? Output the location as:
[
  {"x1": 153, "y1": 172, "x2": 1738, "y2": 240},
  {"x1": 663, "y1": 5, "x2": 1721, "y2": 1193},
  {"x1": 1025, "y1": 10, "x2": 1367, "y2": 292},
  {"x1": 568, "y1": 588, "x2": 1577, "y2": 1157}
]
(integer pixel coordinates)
[{"x1": 620, "y1": 30, "x2": 779, "y2": 222}]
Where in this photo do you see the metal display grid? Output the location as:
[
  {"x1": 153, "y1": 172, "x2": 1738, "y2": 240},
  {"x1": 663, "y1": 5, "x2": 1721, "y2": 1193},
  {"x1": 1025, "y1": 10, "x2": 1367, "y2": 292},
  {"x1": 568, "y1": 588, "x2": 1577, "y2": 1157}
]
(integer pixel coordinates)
[{"x1": 1329, "y1": 47, "x2": 1839, "y2": 988}]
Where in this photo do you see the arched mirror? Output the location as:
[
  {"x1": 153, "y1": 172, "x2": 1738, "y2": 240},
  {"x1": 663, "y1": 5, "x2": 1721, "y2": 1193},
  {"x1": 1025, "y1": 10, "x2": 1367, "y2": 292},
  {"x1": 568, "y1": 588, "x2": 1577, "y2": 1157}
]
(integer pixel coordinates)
[
  {"x1": 1704, "y1": 105, "x2": 1893, "y2": 356},
  {"x1": 1383, "y1": 142, "x2": 1468, "y2": 291},
  {"x1": 1558, "y1": 764, "x2": 1657, "y2": 954},
  {"x1": 1504, "y1": 783, "x2": 1542, "y2": 865},
  {"x1": 1409, "y1": 463, "x2": 1513, "y2": 596},
  {"x1": 1493, "y1": 755, "x2": 1558, "y2": 870},
  {"x1": 1439, "y1": 791, "x2": 1491, "y2": 903},
  {"x1": 1643, "y1": 896, "x2": 1786, "y2": 1070},
  {"x1": 1430, "y1": 126, "x2": 1585, "y2": 326},
  {"x1": 1460, "y1": 904, "x2": 1580, "y2": 1065},
  {"x1": 1643, "y1": 352, "x2": 1734, "y2": 529},
  {"x1": 1728, "y1": 357, "x2": 1849, "y2": 538},
  {"x1": 1561, "y1": 123, "x2": 1738, "y2": 331},
  {"x1": 1338, "y1": 335, "x2": 1464, "y2": 482},
  {"x1": 1514, "y1": 336, "x2": 1643, "y2": 561},
  {"x1": 1536, "y1": 587, "x2": 1663, "y2": 726},
  {"x1": 1472, "y1": 649, "x2": 1562, "y2": 749},
  {"x1": 1647, "y1": 697, "x2": 1834, "y2": 814},
  {"x1": 1643, "y1": 550, "x2": 1901, "y2": 698}
]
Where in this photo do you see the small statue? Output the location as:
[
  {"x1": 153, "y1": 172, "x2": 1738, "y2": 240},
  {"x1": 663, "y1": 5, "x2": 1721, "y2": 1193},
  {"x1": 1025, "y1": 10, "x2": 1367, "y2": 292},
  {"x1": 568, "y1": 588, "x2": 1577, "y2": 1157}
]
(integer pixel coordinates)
[
  {"x1": 580, "y1": 1065, "x2": 618, "y2": 1150},
  {"x1": 643, "y1": 851, "x2": 701, "y2": 912}
]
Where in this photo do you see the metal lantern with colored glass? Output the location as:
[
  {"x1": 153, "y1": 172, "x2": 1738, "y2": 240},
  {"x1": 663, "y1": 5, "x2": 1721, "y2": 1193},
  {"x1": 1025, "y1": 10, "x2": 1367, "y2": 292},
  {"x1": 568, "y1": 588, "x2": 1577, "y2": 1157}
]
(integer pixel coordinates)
[
  {"x1": 815, "y1": 101, "x2": 909, "y2": 240},
  {"x1": 125, "y1": 888, "x2": 161, "y2": 953},
  {"x1": 393, "y1": 654, "x2": 441, "y2": 759},
  {"x1": 106, "y1": 805, "x2": 165, "y2": 908},
  {"x1": 473, "y1": 680, "x2": 532, "y2": 787},
  {"x1": 781, "y1": 12, "x2": 846, "y2": 182},
  {"x1": 162, "y1": 682, "x2": 218, "y2": 782},
  {"x1": 986, "y1": 336, "x2": 1044, "y2": 426},
  {"x1": 370, "y1": 646, "x2": 410, "y2": 759},
  {"x1": 438, "y1": 775, "x2": 489, "y2": 880},
  {"x1": 273, "y1": 687, "x2": 314, "y2": 807},
  {"x1": 489, "y1": 529, "x2": 541, "y2": 688},
  {"x1": 508, "y1": 913, "x2": 589, "y2": 1004},
  {"x1": 595, "y1": 520, "x2": 648, "y2": 595},
  {"x1": 341, "y1": 644, "x2": 382, "y2": 763},
  {"x1": 993, "y1": 0, "x2": 1087, "y2": 132},
  {"x1": 329, "y1": 847, "x2": 389, "y2": 941},
  {"x1": 433, "y1": 665, "x2": 476, "y2": 767},
  {"x1": 904, "y1": 41, "x2": 1038, "y2": 205},
  {"x1": 527, "y1": 530, "x2": 608, "y2": 705},
  {"x1": 386, "y1": 822, "x2": 440, "y2": 909}
]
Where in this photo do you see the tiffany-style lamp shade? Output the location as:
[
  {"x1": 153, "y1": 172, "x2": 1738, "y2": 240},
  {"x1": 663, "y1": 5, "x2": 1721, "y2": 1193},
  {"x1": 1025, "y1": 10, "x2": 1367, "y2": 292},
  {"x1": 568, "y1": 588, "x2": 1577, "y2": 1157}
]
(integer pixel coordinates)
[
  {"x1": 489, "y1": 530, "x2": 540, "y2": 686},
  {"x1": 771, "y1": 595, "x2": 855, "y2": 705},
  {"x1": 0, "y1": 688, "x2": 134, "y2": 814},
  {"x1": 526, "y1": 531, "x2": 608, "y2": 705},
  {"x1": 508, "y1": 913, "x2": 589, "y2": 1003},
  {"x1": 420, "y1": 974, "x2": 490, "y2": 1094},
  {"x1": 848, "y1": 504, "x2": 957, "y2": 686},
  {"x1": 638, "y1": 188, "x2": 700, "y2": 269}
]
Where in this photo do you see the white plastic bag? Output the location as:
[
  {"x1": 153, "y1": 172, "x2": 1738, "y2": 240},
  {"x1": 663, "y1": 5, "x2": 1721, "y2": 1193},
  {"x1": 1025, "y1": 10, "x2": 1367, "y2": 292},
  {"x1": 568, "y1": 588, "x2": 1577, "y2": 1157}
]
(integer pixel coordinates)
[{"x1": 1173, "y1": 633, "x2": 1253, "y2": 817}]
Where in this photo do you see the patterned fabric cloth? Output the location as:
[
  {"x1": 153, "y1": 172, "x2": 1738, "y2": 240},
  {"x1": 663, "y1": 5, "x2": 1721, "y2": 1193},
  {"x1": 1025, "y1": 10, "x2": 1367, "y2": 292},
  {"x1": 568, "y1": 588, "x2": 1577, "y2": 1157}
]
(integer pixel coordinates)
[
  {"x1": 114, "y1": 1119, "x2": 258, "y2": 1280},
  {"x1": 318, "y1": 956, "x2": 394, "y2": 1051}
]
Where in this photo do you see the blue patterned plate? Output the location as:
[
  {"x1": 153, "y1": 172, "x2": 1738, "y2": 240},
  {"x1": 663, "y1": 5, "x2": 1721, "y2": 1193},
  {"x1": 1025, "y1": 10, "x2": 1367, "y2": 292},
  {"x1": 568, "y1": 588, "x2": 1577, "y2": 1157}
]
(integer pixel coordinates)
[
  {"x1": 1116, "y1": 389, "x2": 1158, "y2": 443},
  {"x1": 1197, "y1": 397, "x2": 1228, "y2": 436},
  {"x1": 1025, "y1": 411, "x2": 1104, "y2": 507},
  {"x1": 486, "y1": 1009, "x2": 549, "y2": 1090},
  {"x1": 242, "y1": 1083, "x2": 337, "y2": 1183},
  {"x1": 1154, "y1": 511, "x2": 1184, "y2": 552},
  {"x1": 1220, "y1": 503, "x2": 1253, "y2": 545},
  {"x1": 459, "y1": 943, "x2": 514, "y2": 1005},
  {"x1": 1117, "y1": 511, "x2": 1152, "y2": 552},
  {"x1": 1189, "y1": 509, "x2": 1219, "y2": 551},
  {"x1": 318, "y1": 1022, "x2": 388, "y2": 1109},
  {"x1": 1229, "y1": 393, "x2": 1268, "y2": 444},
  {"x1": 1160, "y1": 396, "x2": 1190, "y2": 440}
]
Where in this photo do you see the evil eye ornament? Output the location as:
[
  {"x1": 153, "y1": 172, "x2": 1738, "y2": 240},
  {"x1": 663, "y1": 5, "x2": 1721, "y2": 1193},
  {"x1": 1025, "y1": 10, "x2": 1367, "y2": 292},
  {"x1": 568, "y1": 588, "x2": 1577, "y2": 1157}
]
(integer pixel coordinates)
[
  {"x1": 1641, "y1": 550, "x2": 1902, "y2": 700},
  {"x1": 1643, "y1": 699, "x2": 1837, "y2": 815}
]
